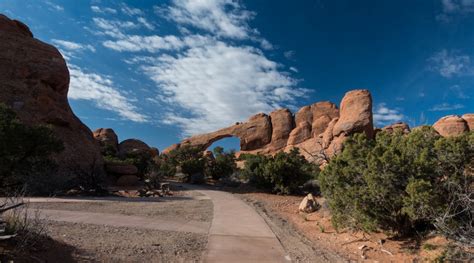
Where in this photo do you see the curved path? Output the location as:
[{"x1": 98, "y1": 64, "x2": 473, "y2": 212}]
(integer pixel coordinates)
[
  {"x1": 11, "y1": 185, "x2": 291, "y2": 262},
  {"x1": 185, "y1": 186, "x2": 291, "y2": 263}
]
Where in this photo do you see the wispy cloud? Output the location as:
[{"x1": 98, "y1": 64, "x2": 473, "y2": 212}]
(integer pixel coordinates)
[
  {"x1": 68, "y1": 65, "x2": 148, "y2": 123},
  {"x1": 429, "y1": 103, "x2": 465, "y2": 111},
  {"x1": 52, "y1": 39, "x2": 96, "y2": 52},
  {"x1": 437, "y1": 0, "x2": 474, "y2": 21},
  {"x1": 103, "y1": 34, "x2": 213, "y2": 53},
  {"x1": 135, "y1": 41, "x2": 304, "y2": 135},
  {"x1": 92, "y1": 17, "x2": 139, "y2": 38},
  {"x1": 137, "y1": 17, "x2": 155, "y2": 30},
  {"x1": 373, "y1": 103, "x2": 404, "y2": 126},
  {"x1": 160, "y1": 0, "x2": 255, "y2": 40},
  {"x1": 45, "y1": 1, "x2": 64, "y2": 12},
  {"x1": 121, "y1": 3, "x2": 144, "y2": 16},
  {"x1": 428, "y1": 49, "x2": 473, "y2": 78},
  {"x1": 91, "y1": 5, "x2": 117, "y2": 14}
]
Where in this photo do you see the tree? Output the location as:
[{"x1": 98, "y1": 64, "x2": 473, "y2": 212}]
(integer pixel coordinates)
[
  {"x1": 320, "y1": 127, "x2": 473, "y2": 240},
  {"x1": 0, "y1": 104, "x2": 64, "y2": 193},
  {"x1": 206, "y1": 147, "x2": 237, "y2": 180}
]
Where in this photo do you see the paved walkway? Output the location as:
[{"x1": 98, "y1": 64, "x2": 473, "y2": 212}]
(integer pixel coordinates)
[{"x1": 187, "y1": 186, "x2": 291, "y2": 263}]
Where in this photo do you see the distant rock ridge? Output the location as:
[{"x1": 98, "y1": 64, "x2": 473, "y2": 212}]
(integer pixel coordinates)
[
  {"x1": 0, "y1": 14, "x2": 104, "y2": 177},
  {"x1": 165, "y1": 89, "x2": 472, "y2": 164}
]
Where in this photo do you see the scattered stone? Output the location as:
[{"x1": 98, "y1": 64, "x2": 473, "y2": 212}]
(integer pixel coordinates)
[{"x1": 298, "y1": 193, "x2": 320, "y2": 213}]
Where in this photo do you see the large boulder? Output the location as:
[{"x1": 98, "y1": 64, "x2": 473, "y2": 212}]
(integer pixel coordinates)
[
  {"x1": 269, "y1": 108, "x2": 294, "y2": 150},
  {"x1": 382, "y1": 122, "x2": 410, "y2": 134},
  {"x1": 462, "y1": 114, "x2": 474, "y2": 131},
  {"x1": 0, "y1": 15, "x2": 104, "y2": 177},
  {"x1": 93, "y1": 128, "x2": 119, "y2": 154},
  {"x1": 119, "y1": 139, "x2": 151, "y2": 157},
  {"x1": 433, "y1": 115, "x2": 469, "y2": 137},
  {"x1": 332, "y1": 89, "x2": 374, "y2": 139}
]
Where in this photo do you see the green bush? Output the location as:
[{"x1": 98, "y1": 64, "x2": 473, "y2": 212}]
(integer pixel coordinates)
[
  {"x1": 241, "y1": 148, "x2": 319, "y2": 194},
  {"x1": 206, "y1": 146, "x2": 237, "y2": 180},
  {"x1": 0, "y1": 104, "x2": 64, "y2": 194},
  {"x1": 320, "y1": 128, "x2": 473, "y2": 239},
  {"x1": 160, "y1": 145, "x2": 206, "y2": 182}
]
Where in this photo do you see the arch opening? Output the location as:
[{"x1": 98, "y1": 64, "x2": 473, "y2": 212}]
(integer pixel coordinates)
[{"x1": 206, "y1": 136, "x2": 241, "y2": 153}]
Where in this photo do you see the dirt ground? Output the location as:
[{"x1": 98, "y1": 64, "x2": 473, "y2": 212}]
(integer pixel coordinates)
[
  {"x1": 236, "y1": 192, "x2": 472, "y2": 262},
  {"x1": 8, "y1": 186, "x2": 213, "y2": 262}
]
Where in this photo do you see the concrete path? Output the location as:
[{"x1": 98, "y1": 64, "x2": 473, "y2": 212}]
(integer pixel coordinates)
[
  {"x1": 189, "y1": 186, "x2": 291, "y2": 263},
  {"x1": 36, "y1": 209, "x2": 209, "y2": 234}
]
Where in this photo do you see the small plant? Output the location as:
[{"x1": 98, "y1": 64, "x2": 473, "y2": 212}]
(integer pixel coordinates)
[{"x1": 422, "y1": 243, "x2": 437, "y2": 251}]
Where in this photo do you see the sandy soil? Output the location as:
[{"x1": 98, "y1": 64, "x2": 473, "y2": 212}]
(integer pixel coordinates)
[
  {"x1": 9, "y1": 186, "x2": 213, "y2": 262},
  {"x1": 238, "y1": 192, "x2": 456, "y2": 262}
]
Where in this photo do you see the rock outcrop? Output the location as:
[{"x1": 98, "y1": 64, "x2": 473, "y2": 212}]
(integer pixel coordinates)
[
  {"x1": 0, "y1": 14, "x2": 103, "y2": 176},
  {"x1": 433, "y1": 115, "x2": 469, "y2": 137},
  {"x1": 462, "y1": 114, "x2": 474, "y2": 131},
  {"x1": 93, "y1": 128, "x2": 119, "y2": 154},
  {"x1": 382, "y1": 122, "x2": 410, "y2": 134},
  {"x1": 119, "y1": 139, "x2": 152, "y2": 157},
  {"x1": 167, "y1": 89, "x2": 374, "y2": 163}
]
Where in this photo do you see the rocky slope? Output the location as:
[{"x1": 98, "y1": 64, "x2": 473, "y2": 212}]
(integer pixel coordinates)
[{"x1": 0, "y1": 14, "x2": 103, "y2": 177}]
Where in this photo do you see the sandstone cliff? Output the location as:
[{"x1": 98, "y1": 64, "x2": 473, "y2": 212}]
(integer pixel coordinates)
[{"x1": 0, "y1": 14, "x2": 104, "y2": 177}]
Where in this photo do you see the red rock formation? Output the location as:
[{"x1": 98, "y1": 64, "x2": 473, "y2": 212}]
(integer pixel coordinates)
[
  {"x1": 0, "y1": 15, "x2": 103, "y2": 176},
  {"x1": 433, "y1": 115, "x2": 469, "y2": 137},
  {"x1": 462, "y1": 114, "x2": 474, "y2": 131},
  {"x1": 169, "y1": 89, "x2": 373, "y2": 163},
  {"x1": 332, "y1": 89, "x2": 374, "y2": 139},
  {"x1": 382, "y1": 122, "x2": 410, "y2": 134},
  {"x1": 119, "y1": 139, "x2": 152, "y2": 157},
  {"x1": 269, "y1": 109, "x2": 294, "y2": 150},
  {"x1": 93, "y1": 128, "x2": 119, "y2": 153}
]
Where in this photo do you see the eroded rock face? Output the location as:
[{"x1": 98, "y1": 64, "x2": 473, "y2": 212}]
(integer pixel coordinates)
[
  {"x1": 179, "y1": 113, "x2": 272, "y2": 151},
  {"x1": 119, "y1": 139, "x2": 152, "y2": 157},
  {"x1": 462, "y1": 114, "x2": 474, "y2": 131},
  {"x1": 332, "y1": 89, "x2": 374, "y2": 139},
  {"x1": 382, "y1": 122, "x2": 410, "y2": 134},
  {"x1": 93, "y1": 128, "x2": 119, "y2": 154},
  {"x1": 0, "y1": 15, "x2": 103, "y2": 177},
  {"x1": 269, "y1": 109, "x2": 294, "y2": 150},
  {"x1": 433, "y1": 115, "x2": 469, "y2": 137}
]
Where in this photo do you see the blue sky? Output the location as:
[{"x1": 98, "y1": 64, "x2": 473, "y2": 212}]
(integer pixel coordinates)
[{"x1": 1, "y1": 0, "x2": 473, "y2": 151}]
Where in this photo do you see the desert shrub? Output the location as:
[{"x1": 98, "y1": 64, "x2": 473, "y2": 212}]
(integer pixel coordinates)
[
  {"x1": 241, "y1": 148, "x2": 319, "y2": 194},
  {"x1": 320, "y1": 128, "x2": 473, "y2": 239},
  {"x1": 161, "y1": 146, "x2": 206, "y2": 182},
  {"x1": 0, "y1": 104, "x2": 64, "y2": 194},
  {"x1": 206, "y1": 146, "x2": 237, "y2": 180}
]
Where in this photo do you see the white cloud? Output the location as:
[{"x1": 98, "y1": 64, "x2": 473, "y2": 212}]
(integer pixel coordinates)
[
  {"x1": 91, "y1": 5, "x2": 117, "y2": 14},
  {"x1": 103, "y1": 34, "x2": 213, "y2": 53},
  {"x1": 52, "y1": 39, "x2": 96, "y2": 53},
  {"x1": 137, "y1": 17, "x2": 155, "y2": 30},
  {"x1": 92, "y1": 17, "x2": 139, "y2": 38},
  {"x1": 428, "y1": 49, "x2": 473, "y2": 78},
  {"x1": 121, "y1": 3, "x2": 144, "y2": 16},
  {"x1": 437, "y1": 0, "x2": 474, "y2": 21},
  {"x1": 68, "y1": 65, "x2": 148, "y2": 123},
  {"x1": 289, "y1": 67, "x2": 298, "y2": 73},
  {"x1": 284, "y1": 50, "x2": 296, "y2": 60},
  {"x1": 162, "y1": 0, "x2": 255, "y2": 39},
  {"x1": 373, "y1": 103, "x2": 404, "y2": 126},
  {"x1": 135, "y1": 41, "x2": 304, "y2": 135},
  {"x1": 429, "y1": 103, "x2": 465, "y2": 111},
  {"x1": 45, "y1": 1, "x2": 64, "y2": 11}
]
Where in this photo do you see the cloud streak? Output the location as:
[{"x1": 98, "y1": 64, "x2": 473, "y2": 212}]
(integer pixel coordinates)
[
  {"x1": 373, "y1": 103, "x2": 404, "y2": 126},
  {"x1": 68, "y1": 65, "x2": 148, "y2": 123}
]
